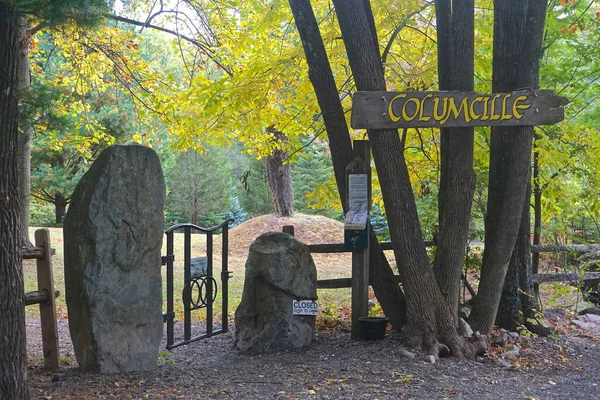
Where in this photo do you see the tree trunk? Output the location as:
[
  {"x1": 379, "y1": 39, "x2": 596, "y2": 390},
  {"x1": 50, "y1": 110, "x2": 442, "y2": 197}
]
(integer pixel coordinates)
[
  {"x1": 265, "y1": 127, "x2": 294, "y2": 217},
  {"x1": 288, "y1": 0, "x2": 407, "y2": 329},
  {"x1": 497, "y1": 171, "x2": 551, "y2": 335},
  {"x1": 532, "y1": 146, "x2": 542, "y2": 299},
  {"x1": 54, "y1": 192, "x2": 68, "y2": 225},
  {"x1": 17, "y1": 21, "x2": 32, "y2": 245},
  {"x1": 496, "y1": 175, "x2": 531, "y2": 329},
  {"x1": 0, "y1": 5, "x2": 29, "y2": 398},
  {"x1": 432, "y1": 0, "x2": 476, "y2": 323},
  {"x1": 333, "y1": 0, "x2": 482, "y2": 358},
  {"x1": 469, "y1": 0, "x2": 548, "y2": 335}
]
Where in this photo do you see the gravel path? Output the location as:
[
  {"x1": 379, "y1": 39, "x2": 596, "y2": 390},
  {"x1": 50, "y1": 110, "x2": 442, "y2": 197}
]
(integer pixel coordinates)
[{"x1": 26, "y1": 316, "x2": 600, "y2": 399}]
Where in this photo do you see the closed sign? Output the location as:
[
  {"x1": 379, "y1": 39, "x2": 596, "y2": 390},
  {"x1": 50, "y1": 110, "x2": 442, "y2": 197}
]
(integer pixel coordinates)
[{"x1": 292, "y1": 300, "x2": 318, "y2": 315}]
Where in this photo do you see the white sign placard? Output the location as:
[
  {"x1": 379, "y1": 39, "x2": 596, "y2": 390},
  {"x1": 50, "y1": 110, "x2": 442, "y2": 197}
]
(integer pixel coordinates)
[
  {"x1": 292, "y1": 300, "x2": 319, "y2": 315},
  {"x1": 345, "y1": 174, "x2": 369, "y2": 230}
]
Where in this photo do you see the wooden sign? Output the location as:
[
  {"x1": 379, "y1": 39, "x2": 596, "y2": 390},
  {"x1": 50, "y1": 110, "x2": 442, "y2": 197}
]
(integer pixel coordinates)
[{"x1": 351, "y1": 89, "x2": 569, "y2": 129}]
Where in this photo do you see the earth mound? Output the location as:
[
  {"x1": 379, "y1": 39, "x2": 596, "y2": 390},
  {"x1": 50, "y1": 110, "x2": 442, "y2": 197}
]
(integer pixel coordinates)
[{"x1": 228, "y1": 213, "x2": 345, "y2": 257}]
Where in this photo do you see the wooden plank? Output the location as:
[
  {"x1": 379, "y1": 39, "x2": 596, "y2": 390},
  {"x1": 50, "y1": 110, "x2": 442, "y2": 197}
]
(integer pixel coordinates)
[
  {"x1": 317, "y1": 278, "x2": 352, "y2": 289},
  {"x1": 34, "y1": 229, "x2": 60, "y2": 370},
  {"x1": 351, "y1": 89, "x2": 569, "y2": 129},
  {"x1": 22, "y1": 246, "x2": 45, "y2": 259},
  {"x1": 532, "y1": 272, "x2": 600, "y2": 284},
  {"x1": 531, "y1": 244, "x2": 600, "y2": 254},
  {"x1": 318, "y1": 275, "x2": 402, "y2": 289},
  {"x1": 308, "y1": 240, "x2": 435, "y2": 253},
  {"x1": 22, "y1": 246, "x2": 56, "y2": 259},
  {"x1": 25, "y1": 289, "x2": 60, "y2": 306}
]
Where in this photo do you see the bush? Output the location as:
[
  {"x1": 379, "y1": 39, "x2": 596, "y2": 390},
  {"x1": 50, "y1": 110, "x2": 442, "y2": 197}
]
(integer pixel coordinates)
[{"x1": 29, "y1": 199, "x2": 57, "y2": 227}]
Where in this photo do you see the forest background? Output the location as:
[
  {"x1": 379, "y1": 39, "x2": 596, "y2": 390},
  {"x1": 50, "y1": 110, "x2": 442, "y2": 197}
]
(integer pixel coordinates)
[
  {"x1": 2, "y1": 0, "x2": 600, "y2": 396},
  {"x1": 23, "y1": 0, "x2": 600, "y2": 248}
]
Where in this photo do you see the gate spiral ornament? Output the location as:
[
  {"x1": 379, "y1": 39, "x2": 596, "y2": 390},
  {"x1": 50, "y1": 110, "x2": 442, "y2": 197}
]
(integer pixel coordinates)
[{"x1": 183, "y1": 276, "x2": 218, "y2": 311}]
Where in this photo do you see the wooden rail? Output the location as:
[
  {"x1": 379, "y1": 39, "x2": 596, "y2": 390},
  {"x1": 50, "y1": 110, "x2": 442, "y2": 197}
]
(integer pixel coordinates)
[
  {"x1": 533, "y1": 271, "x2": 600, "y2": 284},
  {"x1": 23, "y1": 228, "x2": 59, "y2": 370},
  {"x1": 309, "y1": 240, "x2": 599, "y2": 289}
]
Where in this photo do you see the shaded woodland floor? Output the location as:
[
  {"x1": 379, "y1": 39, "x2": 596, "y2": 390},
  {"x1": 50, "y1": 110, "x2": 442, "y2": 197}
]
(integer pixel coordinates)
[{"x1": 26, "y1": 313, "x2": 600, "y2": 399}]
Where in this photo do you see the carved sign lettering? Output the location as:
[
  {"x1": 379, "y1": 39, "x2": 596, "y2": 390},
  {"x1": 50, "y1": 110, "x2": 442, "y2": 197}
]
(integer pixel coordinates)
[{"x1": 351, "y1": 89, "x2": 569, "y2": 129}]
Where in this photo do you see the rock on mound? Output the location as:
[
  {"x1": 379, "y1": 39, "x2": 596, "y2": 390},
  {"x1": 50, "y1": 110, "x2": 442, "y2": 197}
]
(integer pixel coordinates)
[{"x1": 229, "y1": 213, "x2": 345, "y2": 256}]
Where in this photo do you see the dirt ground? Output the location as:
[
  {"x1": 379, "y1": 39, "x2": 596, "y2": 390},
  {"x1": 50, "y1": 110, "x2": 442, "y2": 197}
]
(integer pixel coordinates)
[
  {"x1": 23, "y1": 217, "x2": 600, "y2": 398},
  {"x1": 26, "y1": 313, "x2": 600, "y2": 400}
]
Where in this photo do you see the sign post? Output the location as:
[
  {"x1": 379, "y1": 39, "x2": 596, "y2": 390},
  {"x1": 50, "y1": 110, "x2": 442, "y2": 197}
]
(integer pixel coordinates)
[
  {"x1": 344, "y1": 140, "x2": 371, "y2": 340},
  {"x1": 347, "y1": 88, "x2": 567, "y2": 339}
]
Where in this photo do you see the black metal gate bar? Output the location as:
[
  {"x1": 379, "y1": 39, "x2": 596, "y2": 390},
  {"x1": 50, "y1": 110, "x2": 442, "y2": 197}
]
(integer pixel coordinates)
[
  {"x1": 221, "y1": 223, "x2": 229, "y2": 333},
  {"x1": 183, "y1": 226, "x2": 191, "y2": 342},
  {"x1": 166, "y1": 231, "x2": 174, "y2": 348},
  {"x1": 206, "y1": 230, "x2": 213, "y2": 337},
  {"x1": 163, "y1": 219, "x2": 233, "y2": 350}
]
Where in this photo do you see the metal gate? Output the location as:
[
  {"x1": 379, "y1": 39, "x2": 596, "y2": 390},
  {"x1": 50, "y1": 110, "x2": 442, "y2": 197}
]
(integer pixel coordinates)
[{"x1": 161, "y1": 219, "x2": 233, "y2": 349}]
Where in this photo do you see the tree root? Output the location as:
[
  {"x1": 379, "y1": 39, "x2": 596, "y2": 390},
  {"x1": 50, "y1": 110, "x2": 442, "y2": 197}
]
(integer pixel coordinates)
[{"x1": 427, "y1": 341, "x2": 450, "y2": 360}]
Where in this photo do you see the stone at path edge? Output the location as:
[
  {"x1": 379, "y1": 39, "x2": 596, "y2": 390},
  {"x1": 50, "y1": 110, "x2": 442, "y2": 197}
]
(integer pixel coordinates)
[{"x1": 63, "y1": 144, "x2": 165, "y2": 373}]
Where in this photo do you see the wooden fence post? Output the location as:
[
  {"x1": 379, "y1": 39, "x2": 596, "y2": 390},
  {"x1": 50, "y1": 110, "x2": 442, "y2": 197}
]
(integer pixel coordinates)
[
  {"x1": 282, "y1": 225, "x2": 295, "y2": 236},
  {"x1": 345, "y1": 140, "x2": 371, "y2": 340},
  {"x1": 35, "y1": 228, "x2": 59, "y2": 370}
]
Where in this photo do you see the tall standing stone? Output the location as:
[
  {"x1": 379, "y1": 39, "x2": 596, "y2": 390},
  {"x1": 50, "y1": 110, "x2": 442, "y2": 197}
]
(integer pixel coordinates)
[
  {"x1": 235, "y1": 232, "x2": 317, "y2": 352},
  {"x1": 64, "y1": 144, "x2": 165, "y2": 373}
]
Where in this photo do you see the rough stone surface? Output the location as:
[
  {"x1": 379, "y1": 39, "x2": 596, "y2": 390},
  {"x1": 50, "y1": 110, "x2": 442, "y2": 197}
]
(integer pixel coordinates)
[
  {"x1": 459, "y1": 318, "x2": 473, "y2": 338},
  {"x1": 64, "y1": 144, "x2": 165, "y2": 373},
  {"x1": 234, "y1": 232, "x2": 317, "y2": 352},
  {"x1": 398, "y1": 349, "x2": 415, "y2": 359},
  {"x1": 502, "y1": 345, "x2": 520, "y2": 358}
]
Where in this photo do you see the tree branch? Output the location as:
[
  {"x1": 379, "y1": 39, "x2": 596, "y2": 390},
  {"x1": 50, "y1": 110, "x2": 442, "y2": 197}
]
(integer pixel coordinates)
[
  {"x1": 381, "y1": 2, "x2": 433, "y2": 66},
  {"x1": 105, "y1": 13, "x2": 233, "y2": 77}
]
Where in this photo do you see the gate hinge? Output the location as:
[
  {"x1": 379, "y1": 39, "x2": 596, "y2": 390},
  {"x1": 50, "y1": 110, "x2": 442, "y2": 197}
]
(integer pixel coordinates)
[
  {"x1": 161, "y1": 254, "x2": 175, "y2": 265},
  {"x1": 221, "y1": 270, "x2": 233, "y2": 280},
  {"x1": 163, "y1": 312, "x2": 174, "y2": 323}
]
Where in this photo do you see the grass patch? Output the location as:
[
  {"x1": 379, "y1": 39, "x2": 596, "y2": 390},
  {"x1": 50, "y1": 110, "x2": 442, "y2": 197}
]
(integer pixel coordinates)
[{"x1": 23, "y1": 218, "x2": 360, "y2": 329}]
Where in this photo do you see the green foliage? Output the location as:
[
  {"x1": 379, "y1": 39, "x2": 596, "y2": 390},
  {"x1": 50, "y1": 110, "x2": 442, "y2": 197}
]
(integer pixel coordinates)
[
  {"x1": 236, "y1": 156, "x2": 274, "y2": 217},
  {"x1": 164, "y1": 147, "x2": 233, "y2": 226},
  {"x1": 157, "y1": 349, "x2": 175, "y2": 366},
  {"x1": 29, "y1": 199, "x2": 55, "y2": 227},
  {"x1": 292, "y1": 137, "x2": 341, "y2": 219}
]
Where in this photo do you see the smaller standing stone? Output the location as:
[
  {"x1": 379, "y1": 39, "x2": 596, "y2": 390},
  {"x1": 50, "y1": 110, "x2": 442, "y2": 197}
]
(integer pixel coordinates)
[{"x1": 235, "y1": 232, "x2": 317, "y2": 352}]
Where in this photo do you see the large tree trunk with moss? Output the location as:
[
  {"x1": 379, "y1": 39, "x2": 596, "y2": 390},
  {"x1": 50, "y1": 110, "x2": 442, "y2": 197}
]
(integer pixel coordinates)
[
  {"x1": 469, "y1": 0, "x2": 548, "y2": 335},
  {"x1": 333, "y1": 0, "x2": 483, "y2": 358},
  {"x1": 265, "y1": 127, "x2": 294, "y2": 217},
  {"x1": 288, "y1": 0, "x2": 407, "y2": 330},
  {"x1": 432, "y1": 0, "x2": 476, "y2": 323},
  {"x1": 18, "y1": 21, "x2": 32, "y2": 245},
  {"x1": 0, "y1": 5, "x2": 29, "y2": 398}
]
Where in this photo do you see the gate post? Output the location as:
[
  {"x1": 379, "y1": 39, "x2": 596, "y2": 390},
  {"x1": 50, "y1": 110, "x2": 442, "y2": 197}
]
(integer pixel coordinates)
[
  {"x1": 344, "y1": 140, "x2": 371, "y2": 340},
  {"x1": 35, "y1": 228, "x2": 59, "y2": 370}
]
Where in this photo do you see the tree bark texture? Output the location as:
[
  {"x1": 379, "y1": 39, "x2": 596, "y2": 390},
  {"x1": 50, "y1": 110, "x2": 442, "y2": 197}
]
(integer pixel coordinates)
[
  {"x1": 18, "y1": 21, "x2": 32, "y2": 245},
  {"x1": 469, "y1": 0, "x2": 548, "y2": 335},
  {"x1": 54, "y1": 192, "x2": 67, "y2": 225},
  {"x1": 532, "y1": 148, "x2": 542, "y2": 298},
  {"x1": 288, "y1": 0, "x2": 407, "y2": 329},
  {"x1": 496, "y1": 177, "x2": 533, "y2": 328},
  {"x1": 432, "y1": 0, "x2": 476, "y2": 323},
  {"x1": 265, "y1": 127, "x2": 294, "y2": 217},
  {"x1": 0, "y1": 5, "x2": 29, "y2": 398},
  {"x1": 333, "y1": 0, "x2": 478, "y2": 358},
  {"x1": 497, "y1": 170, "x2": 551, "y2": 335}
]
